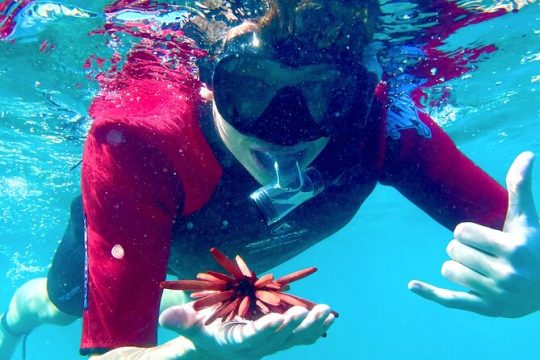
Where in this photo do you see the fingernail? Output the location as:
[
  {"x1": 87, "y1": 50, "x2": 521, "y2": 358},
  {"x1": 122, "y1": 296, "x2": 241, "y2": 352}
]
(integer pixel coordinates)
[
  {"x1": 441, "y1": 262, "x2": 449, "y2": 277},
  {"x1": 446, "y1": 241, "x2": 454, "y2": 255}
]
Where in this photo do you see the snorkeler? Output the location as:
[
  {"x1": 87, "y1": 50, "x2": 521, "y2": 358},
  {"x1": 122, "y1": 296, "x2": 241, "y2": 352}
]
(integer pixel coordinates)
[{"x1": 1, "y1": 0, "x2": 540, "y2": 359}]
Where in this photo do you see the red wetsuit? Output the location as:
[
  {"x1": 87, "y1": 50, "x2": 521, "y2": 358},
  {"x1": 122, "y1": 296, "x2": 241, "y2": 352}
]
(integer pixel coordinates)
[{"x1": 80, "y1": 52, "x2": 507, "y2": 354}]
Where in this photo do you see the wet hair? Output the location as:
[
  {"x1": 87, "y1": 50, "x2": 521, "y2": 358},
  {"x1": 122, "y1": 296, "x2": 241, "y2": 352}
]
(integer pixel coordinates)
[
  {"x1": 256, "y1": 0, "x2": 380, "y2": 66},
  {"x1": 202, "y1": 0, "x2": 380, "y2": 68}
]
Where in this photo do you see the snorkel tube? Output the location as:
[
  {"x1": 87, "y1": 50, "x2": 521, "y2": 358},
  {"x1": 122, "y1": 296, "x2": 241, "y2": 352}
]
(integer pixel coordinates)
[{"x1": 249, "y1": 155, "x2": 324, "y2": 224}]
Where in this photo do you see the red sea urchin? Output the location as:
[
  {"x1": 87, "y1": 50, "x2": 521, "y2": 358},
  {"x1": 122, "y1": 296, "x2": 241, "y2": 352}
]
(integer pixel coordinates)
[{"x1": 160, "y1": 247, "x2": 337, "y2": 325}]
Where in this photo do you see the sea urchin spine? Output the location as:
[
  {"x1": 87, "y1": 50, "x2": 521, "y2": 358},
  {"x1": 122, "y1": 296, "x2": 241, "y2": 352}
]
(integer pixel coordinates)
[{"x1": 160, "y1": 247, "x2": 336, "y2": 325}]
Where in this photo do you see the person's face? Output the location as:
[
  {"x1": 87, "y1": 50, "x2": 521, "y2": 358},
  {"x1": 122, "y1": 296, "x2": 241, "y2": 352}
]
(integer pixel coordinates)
[
  {"x1": 213, "y1": 103, "x2": 329, "y2": 185},
  {"x1": 209, "y1": 24, "x2": 377, "y2": 184},
  {"x1": 210, "y1": 53, "x2": 369, "y2": 161}
]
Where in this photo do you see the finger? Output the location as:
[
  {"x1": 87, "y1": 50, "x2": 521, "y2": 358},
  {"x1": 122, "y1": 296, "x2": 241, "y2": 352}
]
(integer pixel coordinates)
[
  {"x1": 454, "y1": 222, "x2": 513, "y2": 257},
  {"x1": 286, "y1": 304, "x2": 334, "y2": 346},
  {"x1": 318, "y1": 310, "x2": 336, "y2": 336},
  {"x1": 505, "y1": 151, "x2": 538, "y2": 230},
  {"x1": 232, "y1": 313, "x2": 285, "y2": 346},
  {"x1": 275, "y1": 306, "x2": 309, "y2": 335},
  {"x1": 227, "y1": 309, "x2": 310, "y2": 357},
  {"x1": 159, "y1": 303, "x2": 201, "y2": 336},
  {"x1": 263, "y1": 307, "x2": 309, "y2": 353},
  {"x1": 159, "y1": 288, "x2": 188, "y2": 314},
  {"x1": 446, "y1": 239, "x2": 503, "y2": 278},
  {"x1": 408, "y1": 280, "x2": 494, "y2": 315},
  {"x1": 440, "y1": 260, "x2": 494, "y2": 295}
]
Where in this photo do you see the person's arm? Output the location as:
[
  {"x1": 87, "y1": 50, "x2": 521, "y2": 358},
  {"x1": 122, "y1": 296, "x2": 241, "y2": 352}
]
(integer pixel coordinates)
[
  {"x1": 378, "y1": 104, "x2": 540, "y2": 317},
  {"x1": 409, "y1": 152, "x2": 540, "y2": 318},
  {"x1": 157, "y1": 302, "x2": 335, "y2": 360},
  {"x1": 81, "y1": 77, "x2": 336, "y2": 357},
  {"x1": 89, "y1": 337, "x2": 199, "y2": 360},
  {"x1": 81, "y1": 116, "x2": 184, "y2": 355},
  {"x1": 87, "y1": 299, "x2": 335, "y2": 360},
  {"x1": 79, "y1": 58, "x2": 226, "y2": 355},
  {"x1": 378, "y1": 111, "x2": 507, "y2": 230}
]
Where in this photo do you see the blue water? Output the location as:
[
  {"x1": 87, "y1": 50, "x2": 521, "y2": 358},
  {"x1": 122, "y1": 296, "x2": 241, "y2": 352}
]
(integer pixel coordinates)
[{"x1": 1, "y1": 0, "x2": 540, "y2": 359}]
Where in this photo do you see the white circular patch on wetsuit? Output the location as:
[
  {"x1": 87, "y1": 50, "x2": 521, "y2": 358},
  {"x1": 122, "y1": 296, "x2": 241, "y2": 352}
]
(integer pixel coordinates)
[{"x1": 111, "y1": 244, "x2": 125, "y2": 259}]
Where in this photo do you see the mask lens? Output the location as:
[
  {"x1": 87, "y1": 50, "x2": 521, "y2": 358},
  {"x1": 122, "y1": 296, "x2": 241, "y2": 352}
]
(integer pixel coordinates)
[
  {"x1": 213, "y1": 54, "x2": 370, "y2": 143},
  {"x1": 298, "y1": 68, "x2": 354, "y2": 123},
  {"x1": 213, "y1": 56, "x2": 275, "y2": 123}
]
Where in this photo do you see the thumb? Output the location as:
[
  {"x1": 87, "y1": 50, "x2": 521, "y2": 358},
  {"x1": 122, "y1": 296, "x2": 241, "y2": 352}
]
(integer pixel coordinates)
[
  {"x1": 159, "y1": 304, "x2": 201, "y2": 335},
  {"x1": 504, "y1": 151, "x2": 539, "y2": 231}
]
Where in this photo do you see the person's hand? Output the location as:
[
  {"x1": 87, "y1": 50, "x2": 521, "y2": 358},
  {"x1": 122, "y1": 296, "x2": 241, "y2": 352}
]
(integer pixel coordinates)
[
  {"x1": 409, "y1": 151, "x2": 540, "y2": 317},
  {"x1": 159, "y1": 302, "x2": 335, "y2": 359}
]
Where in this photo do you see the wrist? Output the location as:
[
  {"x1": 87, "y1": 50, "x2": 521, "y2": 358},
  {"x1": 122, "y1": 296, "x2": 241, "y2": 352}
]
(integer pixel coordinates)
[{"x1": 168, "y1": 336, "x2": 210, "y2": 360}]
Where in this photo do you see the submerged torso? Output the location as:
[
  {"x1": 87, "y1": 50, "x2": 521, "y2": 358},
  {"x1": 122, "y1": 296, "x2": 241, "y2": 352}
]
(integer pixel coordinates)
[{"x1": 167, "y1": 108, "x2": 383, "y2": 278}]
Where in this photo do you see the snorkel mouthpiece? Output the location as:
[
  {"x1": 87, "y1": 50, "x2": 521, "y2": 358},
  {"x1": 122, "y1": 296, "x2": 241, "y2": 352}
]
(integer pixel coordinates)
[{"x1": 249, "y1": 157, "x2": 324, "y2": 225}]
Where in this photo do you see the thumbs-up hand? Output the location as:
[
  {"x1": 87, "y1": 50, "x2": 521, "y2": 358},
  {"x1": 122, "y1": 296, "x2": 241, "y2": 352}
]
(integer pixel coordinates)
[{"x1": 409, "y1": 152, "x2": 540, "y2": 317}]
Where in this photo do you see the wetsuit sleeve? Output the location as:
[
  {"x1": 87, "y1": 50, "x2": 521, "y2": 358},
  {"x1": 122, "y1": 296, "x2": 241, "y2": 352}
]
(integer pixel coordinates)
[
  {"x1": 378, "y1": 112, "x2": 508, "y2": 231},
  {"x1": 79, "y1": 75, "x2": 221, "y2": 354},
  {"x1": 80, "y1": 119, "x2": 182, "y2": 354}
]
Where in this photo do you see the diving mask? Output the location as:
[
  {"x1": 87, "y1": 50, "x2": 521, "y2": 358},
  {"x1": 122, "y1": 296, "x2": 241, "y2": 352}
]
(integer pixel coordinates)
[{"x1": 212, "y1": 52, "x2": 377, "y2": 146}]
